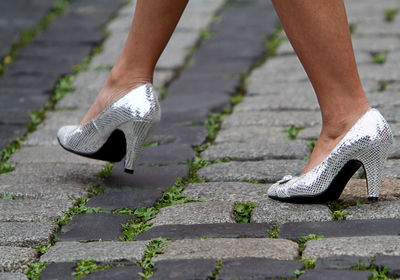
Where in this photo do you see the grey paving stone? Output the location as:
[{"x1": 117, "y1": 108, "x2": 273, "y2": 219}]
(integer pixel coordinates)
[
  {"x1": 136, "y1": 144, "x2": 195, "y2": 166},
  {"x1": 247, "y1": 80, "x2": 314, "y2": 96},
  {"x1": 55, "y1": 89, "x2": 98, "y2": 110},
  {"x1": 249, "y1": 55, "x2": 308, "y2": 84},
  {"x1": 297, "y1": 125, "x2": 321, "y2": 140},
  {"x1": 73, "y1": 71, "x2": 109, "y2": 95},
  {"x1": 0, "y1": 199, "x2": 72, "y2": 222},
  {"x1": 234, "y1": 94, "x2": 319, "y2": 111},
  {"x1": 0, "y1": 162, "x2": 102, "y2": 187},
  {"x1": 40, "y1": 241, "x2": 148, "y2": 263},
  {"x1": 86, "y1": 189, "x2": 162, "y2": 211},
  {"x1": 135, "y1": 223, "x2": 272, "y2": 240},
  {"x1": 303, "y1": 236, "x2": 400, "y2": 259},
  {"x1": 373, "y1": 256, "x2": 400, "y2": 277},
  {"x1": 29, "y1": 111, "x2": 83, "y2": 131},
  {"x1": 197, "y1": 160, "x2": 306, "y2": 183},
  {"x1": 0, "y1": 182, "x2": 87, "y2": 201},
  {"x1": 215, "y1": 126, "x2": 287, "y2": 143},
  {"x1": 0, "y1": 246, "x2": 37, "y2": 272},
  {"x1": 0, "y1": 273, "x2": 28, "y2": 280},
  {"x1": 83, "y1": 265, "x2": 142, "y2": 280},
  {"x1": 383, "y1": 160, "x2": 400, "y2": 178},
  {"x1": 183, "y1": 182, "x2": 270, "y2": 203},
  {"x1": 9, "y1": 146, "x2": 105, "y2": 166},
  {"x1": 40, "y1": 262, "x2": 75, "y2": 280},
  {"x1": 315, "y1": 256, "x2": 370, "y2": 270},
  {"x1": 346, "y1": 201, "x2": 400, "y2": 220},
  {"x1": 154, "y1": 238, "x2": 299, "y2": 261},
  {"x1": 279, "y1": 219, "x2": 400, "y2": 239},
  {"x1": 221, "y1": 111, "x2": 321, "y2": 129},
  {"x1": 0, "y1": 222, "x2": 58, "y2": 247},
  {"x1": 89, "y1": 32, "x2": 127, "y2": 67},
  {"x1": 158, "y1": 108, "x2": 209, "y2": 127},
  {"x1": 201, "y1": 141, "x2": 309, "y2": 161},
  {"x1": 105, "y1": 164, "x2": 189, "y2": 191},
  {"x1": 152, "y1": 259, "x2": 215, "y2": 280},
  {"x1": 57, "y1": 214, "x2": 133, "y2": 242},
  {"x1": 157, "y1": 31, "x2": 199, "y2": 69},
  {"x1": 147, "y1": 125, "x2": 208, "y2": 147},
  {"x1": 217, "y1": 258, "x2": 304, "y2": 280},
  {"x1": 151, "y1": 202, "x2": 235, "y2": 226},
  {"x1": 299, "y1": 270, "x2": 372, "y2": 280},
  {"x1": 251, "y1": 199, "x2": 333, "y2": 225}
]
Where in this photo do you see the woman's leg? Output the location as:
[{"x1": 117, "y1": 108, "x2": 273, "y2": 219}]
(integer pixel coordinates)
[
  {"x1": 272, "y1": 0, "x2": 370, "y2": 174},
  {"x1": 81, "y1": 0, "x2": 188, "y2": 124}
]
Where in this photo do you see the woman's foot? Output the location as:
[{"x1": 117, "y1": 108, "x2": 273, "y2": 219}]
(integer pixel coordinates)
[
  {"x1": 80, "y1": 70, "x2": 151, "y2": 125},
  {"x1": 301, "y1": 104, "x2": 371, "y2": 175}
]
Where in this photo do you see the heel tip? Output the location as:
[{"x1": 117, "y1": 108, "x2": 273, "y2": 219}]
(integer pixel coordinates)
[
  {"x1": 124, "y1": 169, "x2": 134, "y2": 174},
  {"x1": 368, "y1": 197, "x2": 378, "y2": 202}
]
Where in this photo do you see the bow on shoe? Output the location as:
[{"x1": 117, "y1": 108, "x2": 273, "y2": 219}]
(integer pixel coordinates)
[{"x1": 276, "y1": 175, "x2": 294, "y2": 184}]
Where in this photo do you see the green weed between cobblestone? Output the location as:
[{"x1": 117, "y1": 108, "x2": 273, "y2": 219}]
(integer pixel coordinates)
[
  {"x1": 297, "y1": 234, "x2": 324, "y2": 254},
  {"x1": 267, "y1": 226, "x2": 280, "y2": 238},
  {"x1": 25, "y1": 262, "x2": 48, "y2": 280},
  {"x1": 349, "y1": 23, "x2": 357, "y2": 35},
  {"x1": 0, "y1": 193, "x2": 21, "y2": 200},
  {"x1": 0, "y1": 0, "x2": 70, "y2": 76},
  {"x1": 233, "y1": 202, "x2": 257, "y2": 223},
  {"x1": 285, "y1": 125, "x2": 303, "y2": 140},
  {"x1": 98, "y1": 162, "x2": 114, "y2": 179},
  {"x1": 208, "y1": 260, "x2": 223, "y2": 280},
  {"x1": 54, "y1": 185, "x2": 106, "y2": 227},
  {"x1": 372, "y1": 52, "x2": 387, "y2": 64},
  {"x1": 307, "y1": 139, "x2": 317, "y2": 153},
  {"x1": 293, "y1": 257, "x2": 317, "y2": 277},
  {"x1": 327, "y1": 201, "x2": 351, "y2": 220},
  {"x1": 352, "y1": 262, "x2": 394, "y2": 280},
  {"x1": 120, "y1": 180, "x2": 199, "y2": 241},
  {"x1": 73, "y1": 259, "x2": 117, "y2": 280},
  {"x1": 138, "y1": 238, "x2": 169, "y2": 279},
  {"x1": 385, "y1": 8, "x2": 398, "y2": 22},
  {"x1": 264, "y1": 24, "x2": 283, "y2": 58},
  {"x1": 378, "y1": 80, "x2": 388, "y2": 92}
]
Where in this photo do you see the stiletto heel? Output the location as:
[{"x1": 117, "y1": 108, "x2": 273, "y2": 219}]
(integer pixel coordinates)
[
  {"x1": 268, "y1": 108, "x2": 393, "y2": 203},
  {"x1": 356, "y1": 144, "x2": 392, "y2": 201},
  {"x1": 57, "y1": 83, "x2": 161, "y2": 174},
  {"x1": 119, "y1": 120, "x2": 156, "y2": 174}
]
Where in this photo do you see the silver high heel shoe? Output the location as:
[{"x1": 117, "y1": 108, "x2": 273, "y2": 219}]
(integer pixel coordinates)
[
  {"x1": 57, "y1": 83, "x2": 161, "y2": 174},
  {"x1": 268, "y1": 108, "x2": 393, "y2": 203}
]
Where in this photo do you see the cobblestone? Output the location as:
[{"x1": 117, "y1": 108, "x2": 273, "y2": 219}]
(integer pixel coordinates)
[
  {"x1": 151, "y1": 202, "x2": 235, "y2": 226},
  {"x1": 0, "y1": 222, "x2": 58, "y2": 247},
  {"x1": 251, "y1": 199, "x2": 333, "y2": 224},
  {"x1": 215, "y1": 126, "x2": 287, "y2": 143},
  {"x1": 0, "y1": 273, "x2": 28, "y2": 280},
  {"x1": 40, "y1": 241, "x2": 148, "y2": 263},
  {"x1": 346, "y1": 201, "x2": 400, "y2": 220},
  {"x1": 154, "y1": 238, "x2": 299, "y2": 261},
  {"x1": 201, "y1": 141, "x2": 309, "y2": 161},
  {"x1": 0, "y1": 246, "x2": 37, "y2": 272},
  {"x1": 198, "y1": 160, "x2": 306, "y2": 183},
  {"x1": 183, "y1": 182, "x2": 270, "y2": 203},
  {"x1": 303, "y1": 236, "x2": 400, "y2": 259}
]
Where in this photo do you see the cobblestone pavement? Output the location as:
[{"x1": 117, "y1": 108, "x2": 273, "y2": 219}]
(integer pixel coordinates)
[{"x1": 1, "y1": 0, "x2": 400, "y2": 279}]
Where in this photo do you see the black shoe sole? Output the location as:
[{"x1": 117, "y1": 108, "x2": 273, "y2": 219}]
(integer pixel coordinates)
[
  {"x1": 269, "y1": 160, "x2": 363, "y2": 204},
  {"x1": 58, "y1": 129, "x2": 127, "y2": 163}
]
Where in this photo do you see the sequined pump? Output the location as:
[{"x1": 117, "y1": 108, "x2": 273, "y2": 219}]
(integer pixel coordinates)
[
  {"x1": 57, "y1": 83, "x2": 161, "y2": 174},
  {"x1": 268, "y1": 108, "x2": 393, "y2": 203}
]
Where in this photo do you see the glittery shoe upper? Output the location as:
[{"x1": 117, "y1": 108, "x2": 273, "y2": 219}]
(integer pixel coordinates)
[
  {"x1": 268, "y1": 108, "x2": 393, "y2": 200},
  {"x1": 57, "y1": 83, "x2": 161, "y2": 154}
]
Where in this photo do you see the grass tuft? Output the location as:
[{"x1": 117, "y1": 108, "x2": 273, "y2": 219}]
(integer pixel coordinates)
[
  {"x1": 233, "y1": 202, "x2": 257, "y2": 223},
  {"x1": 285, "y1": 125, "x2": 303, "y2": 140},
  {"x1": 73, "y1": 259, "x2": 116, "y2": 280},
  {"x1": 385, "y1": 8, "x2": 398, "y2": 22},
  {"x1": 267, "y1": 226, "x2": 280, "y2": 238},
  {"x1": 138, "y1": 238, "x2": 169, "y2": 279}
]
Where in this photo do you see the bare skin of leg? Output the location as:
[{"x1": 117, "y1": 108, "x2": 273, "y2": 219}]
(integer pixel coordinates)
[
  {"x1": 80, "y1": 0, "x2": 188, "y2": 124},
  {"x1": 272, "y1": 0, "x2": 370, "y2": 175}
]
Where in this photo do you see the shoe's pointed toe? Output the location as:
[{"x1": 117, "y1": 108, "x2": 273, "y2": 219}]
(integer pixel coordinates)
[{"x1": 57, "y1": 125, "x2": 79, "y2": 148}]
